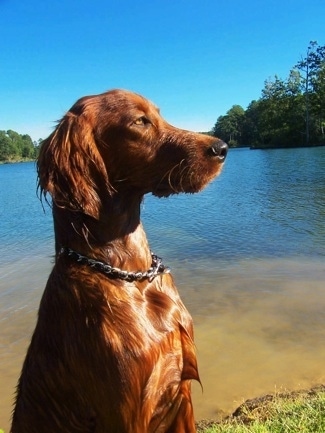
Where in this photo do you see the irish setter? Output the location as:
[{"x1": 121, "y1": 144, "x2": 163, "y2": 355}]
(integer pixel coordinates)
[{"x1": 11, "y1": 89, "x2": 227, "y2": 433}]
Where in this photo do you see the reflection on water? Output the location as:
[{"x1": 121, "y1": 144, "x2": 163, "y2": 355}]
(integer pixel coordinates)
[{"x1": 1, "y1": 148, "x2": 325, "y2": 429}]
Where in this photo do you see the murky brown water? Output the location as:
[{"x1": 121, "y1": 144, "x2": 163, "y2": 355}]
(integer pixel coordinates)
[
  {"x1": 188, "y1": 258, "x2": 325, "y2": 420},
  {"x1": 1, "y1": 256, "x2": 324, "y2": 431}
]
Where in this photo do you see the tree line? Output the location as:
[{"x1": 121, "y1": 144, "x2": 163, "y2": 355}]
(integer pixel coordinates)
[
  {"x1": 212, "y1": 41, "x2": 325, "y2": 148},
  {"x1": 0, "y1": 130, "x2": 41, "y2": 162}
]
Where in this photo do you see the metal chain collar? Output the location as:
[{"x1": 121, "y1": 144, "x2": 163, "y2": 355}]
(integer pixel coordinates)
[{"x1": 59, "y1": 247, "x2": 171, "y2": 282}]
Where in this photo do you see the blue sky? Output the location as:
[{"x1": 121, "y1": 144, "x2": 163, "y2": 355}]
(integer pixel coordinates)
[{"x1": 1, "y1": 0, "x2": 324, "y2": 141}]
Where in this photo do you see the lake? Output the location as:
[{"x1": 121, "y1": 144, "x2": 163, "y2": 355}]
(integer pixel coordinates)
[{"x1": 1, "y1": 147, "x2": 325, "y2": 429}]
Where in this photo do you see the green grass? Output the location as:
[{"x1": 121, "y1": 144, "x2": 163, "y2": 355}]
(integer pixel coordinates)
[{"x1": 197, "y1": 387, "x2": 325, "y2": 433}]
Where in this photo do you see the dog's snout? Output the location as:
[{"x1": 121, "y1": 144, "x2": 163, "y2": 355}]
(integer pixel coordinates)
[{"x1": 208, "y1": 140, "x2": 228, "y2": 161}]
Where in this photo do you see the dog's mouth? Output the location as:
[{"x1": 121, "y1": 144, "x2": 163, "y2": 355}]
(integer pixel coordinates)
[
  {"x1": 152, "y1": 184, "x2": 177, "y2": 198},
  {"x1": 153, "y1": 162, "x2": 226, "y2": 197},
  {"x1": 151, "y1": 140, "x2": 228, "y2": 197},
  {"x1": 152, "y1": 178, "x2": 202, "y2": 197}
]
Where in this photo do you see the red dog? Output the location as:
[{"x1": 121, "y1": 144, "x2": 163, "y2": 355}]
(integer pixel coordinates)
[{"x1": 11, "y1": 89, "x2": 227, "y2": 432}]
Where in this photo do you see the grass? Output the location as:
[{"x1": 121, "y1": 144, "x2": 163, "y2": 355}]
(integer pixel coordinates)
[
  {"x1": 197, "y1": 385, "x2": 325, "y2": 433},
  {"x1": 2, "y1": 387, "x2": 324, "y2": 433}
]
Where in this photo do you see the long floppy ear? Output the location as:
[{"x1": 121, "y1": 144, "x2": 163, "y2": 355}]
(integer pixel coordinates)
[{"x1": 37, "y1": 112, "x2": 113, "y2": 219}]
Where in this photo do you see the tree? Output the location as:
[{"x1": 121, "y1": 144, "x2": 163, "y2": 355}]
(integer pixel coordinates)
[
  {"x1": 313, "y1": 63, "x2": 325, "y2": 139},
  {"x1": 0, "y1": 130, "x2": 38, "y2": 161},
  {"x1": 211, "y1": 41, "x2": 325, "y2": 148},
  {"x1": 242, "y1": 100, "x2": 261, "y2": 147},
  {"x1": 0, "y1": 130, "x2": 15, "y2": 161},
  {"x1": 295, "y1": 41, "x2": 325, "y2": 145},
  {"x1": 212, "y1": 105, "x2": 245, "y2": 147}
]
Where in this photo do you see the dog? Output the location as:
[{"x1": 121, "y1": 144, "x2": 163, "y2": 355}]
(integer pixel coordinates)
[{"x1": 11, "y1": 89, "x2": 227, "y2": 432}]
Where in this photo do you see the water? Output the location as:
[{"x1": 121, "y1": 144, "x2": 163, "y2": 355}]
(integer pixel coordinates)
[{"x1": 1, "y1": 148, "x2": 325, "y2": 429}]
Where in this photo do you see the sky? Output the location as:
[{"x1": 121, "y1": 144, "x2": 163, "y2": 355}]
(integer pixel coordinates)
[{"x1": 0, "y1": 0, "x2": 324, "y2": 141}]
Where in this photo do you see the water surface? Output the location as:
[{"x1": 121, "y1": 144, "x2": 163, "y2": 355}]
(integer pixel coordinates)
[{"x1": 1, "y1": 148, "x2": 324, "y2": 429}]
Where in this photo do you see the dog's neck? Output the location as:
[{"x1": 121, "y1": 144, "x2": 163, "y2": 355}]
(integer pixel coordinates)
[{"x1": 52, "y1": 195, "x2": 152, "y2": 272}]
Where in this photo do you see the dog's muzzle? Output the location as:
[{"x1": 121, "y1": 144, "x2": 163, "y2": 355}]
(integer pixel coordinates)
[{"x1": 208, "y1": 140, "x2": 228, "y2": 161}]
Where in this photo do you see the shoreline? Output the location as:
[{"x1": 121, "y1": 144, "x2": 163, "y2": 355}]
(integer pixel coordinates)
[
  {"x1": 196, "y1": 384, "x2": 325, "y2": 431},
  {"x1": 0, "y1": 158, "x2": 35, "y2": 165},
  {"x1": 1, "y1": 144, "x2": 325, "y2": 165}
]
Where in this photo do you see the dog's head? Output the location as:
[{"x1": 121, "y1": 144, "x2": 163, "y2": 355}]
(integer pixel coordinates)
[{"x1": 38, "y1": 89, "x2": 227, "y2": 219}]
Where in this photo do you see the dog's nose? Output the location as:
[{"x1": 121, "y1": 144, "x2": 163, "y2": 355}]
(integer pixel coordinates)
[{"x1": 208, "y1": 140, "x2": 228, "y2": 161}]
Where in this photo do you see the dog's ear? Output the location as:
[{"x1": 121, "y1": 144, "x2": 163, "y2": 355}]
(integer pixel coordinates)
[{"x1": 37, "y1": 113, "x2": 113, "y2": 219}]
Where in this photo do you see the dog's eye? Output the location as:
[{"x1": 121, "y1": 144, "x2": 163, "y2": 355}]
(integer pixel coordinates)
[{"x1": 134, "y1": 116, "x2": 150, "y2": 126}]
